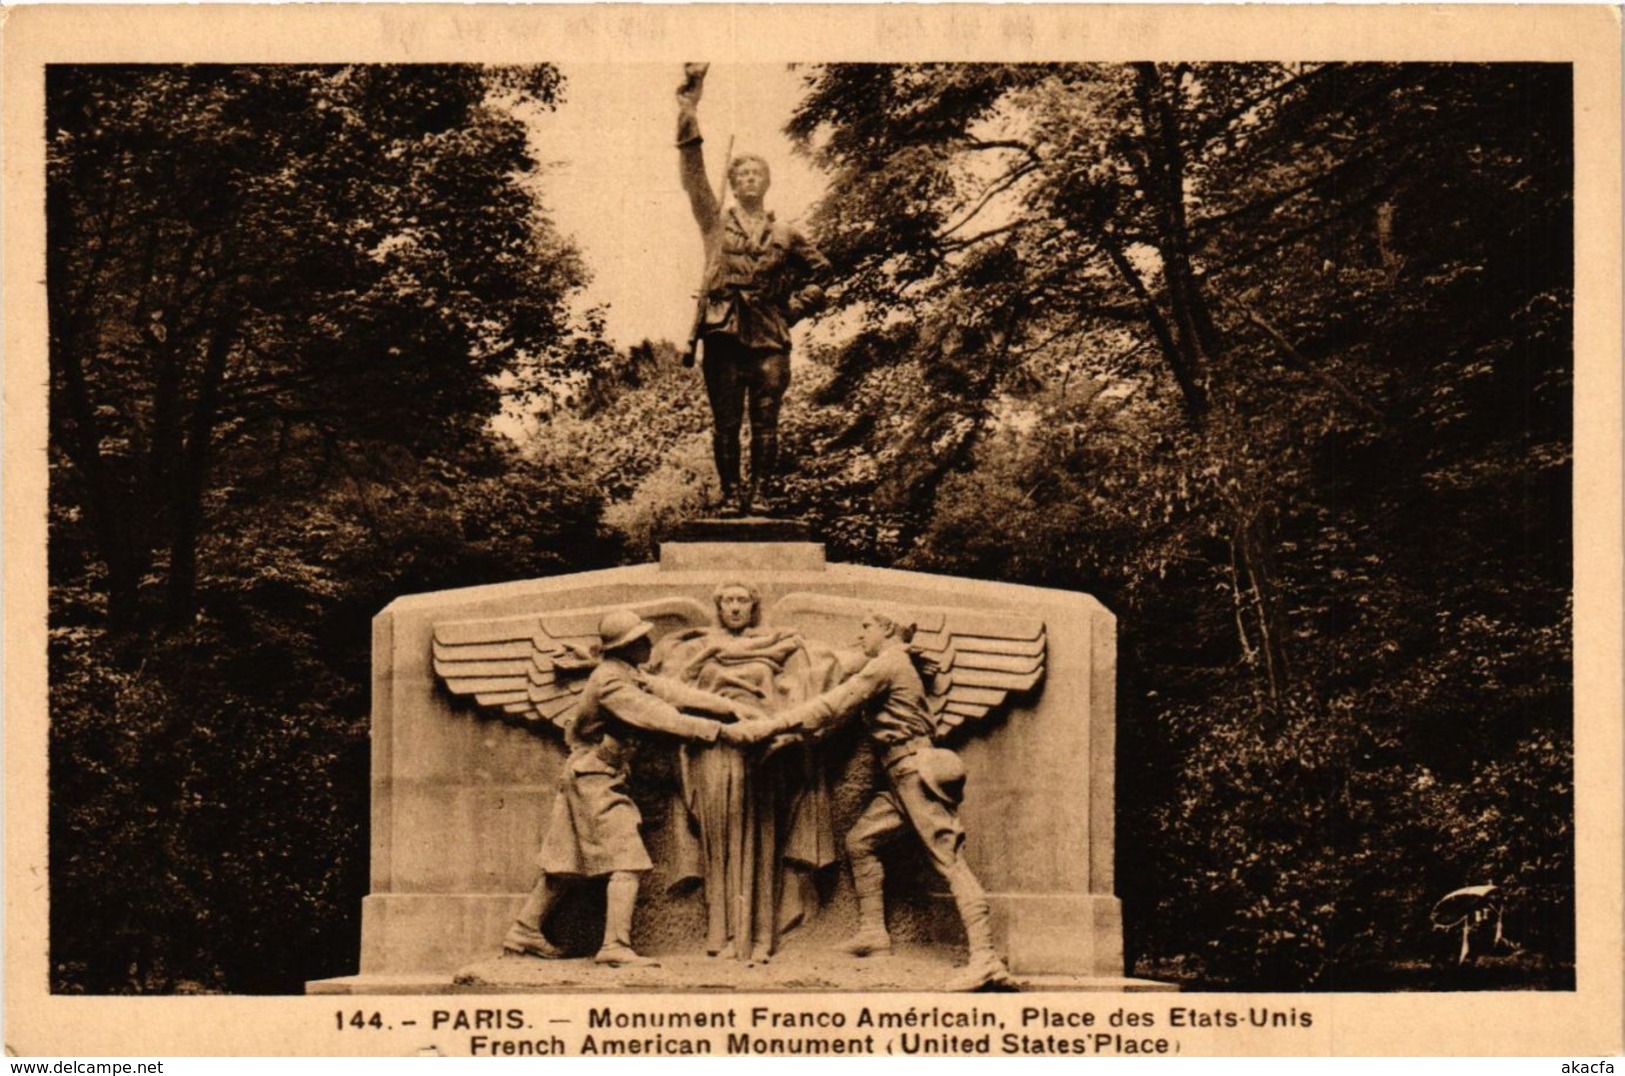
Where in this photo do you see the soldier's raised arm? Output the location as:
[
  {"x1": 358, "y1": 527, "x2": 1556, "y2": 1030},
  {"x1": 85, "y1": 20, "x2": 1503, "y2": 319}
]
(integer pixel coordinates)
[{"x1": 676, "y1": 63, "x2": 719, "y2": 233}]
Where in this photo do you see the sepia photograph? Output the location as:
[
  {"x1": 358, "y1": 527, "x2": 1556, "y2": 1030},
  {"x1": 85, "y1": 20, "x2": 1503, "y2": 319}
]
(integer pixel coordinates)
[{"x1": 4, "y1": 3, "x2": 1621, "y2": 1059}]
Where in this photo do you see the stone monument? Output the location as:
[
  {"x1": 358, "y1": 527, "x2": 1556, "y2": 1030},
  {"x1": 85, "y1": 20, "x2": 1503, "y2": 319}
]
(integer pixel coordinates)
[{"x1": 309, "y1": 520, "x2": 1160, "y2": 993}]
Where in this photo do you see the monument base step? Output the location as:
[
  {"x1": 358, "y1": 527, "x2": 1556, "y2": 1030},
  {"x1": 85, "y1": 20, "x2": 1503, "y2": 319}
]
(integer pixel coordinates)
[
  {"x1": 667, "y1": 516, "x2": 812, "y2": 542},
  {"x1": 310, "y1": 946, "x2": 1175, "y2": 994}
]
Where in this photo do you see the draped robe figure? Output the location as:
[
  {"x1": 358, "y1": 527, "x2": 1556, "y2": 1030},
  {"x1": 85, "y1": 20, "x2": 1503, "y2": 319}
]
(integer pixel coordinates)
[{"x1": 648, "y1": 589, "x2": 858, "y2": 961}]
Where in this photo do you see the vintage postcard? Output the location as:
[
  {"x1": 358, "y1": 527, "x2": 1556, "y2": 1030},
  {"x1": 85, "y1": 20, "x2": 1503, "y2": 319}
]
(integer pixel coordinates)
[{"x1": 4, "y1": 3, "x2": 1621, "y2": 1059}]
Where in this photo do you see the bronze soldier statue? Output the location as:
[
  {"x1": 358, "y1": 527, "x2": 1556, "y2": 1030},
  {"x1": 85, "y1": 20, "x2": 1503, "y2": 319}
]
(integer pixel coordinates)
[{"x1": 677, "y1": 63, "x2": 830, "y2": 516}]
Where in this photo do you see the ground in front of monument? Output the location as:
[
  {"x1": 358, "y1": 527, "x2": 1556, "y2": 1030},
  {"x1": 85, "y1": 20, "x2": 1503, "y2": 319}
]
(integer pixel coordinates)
[{"x1": 309, "y1": 943, "x2": 1164, "y2": 995}]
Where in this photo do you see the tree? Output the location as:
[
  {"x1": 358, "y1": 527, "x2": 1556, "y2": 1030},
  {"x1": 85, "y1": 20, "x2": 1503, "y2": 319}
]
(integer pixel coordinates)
[
  {"x1": 48, "y1": 64, "x2": 592, "y2": 631},
  {"x1": 782, "y1": 62, "x2": 1572, "y2": 987},
  {"x1": 47, "y1": 64, "x2": 624, "y2": 993}
]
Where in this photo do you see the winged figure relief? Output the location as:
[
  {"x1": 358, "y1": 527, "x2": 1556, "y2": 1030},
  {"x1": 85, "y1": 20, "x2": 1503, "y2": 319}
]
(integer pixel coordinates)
[
  {"x1": 431, "y1": 597, "x2": 714, "y2": 730},
  {"x1": 769, "y1": 592, "x2": 1047, "y2": 736}
]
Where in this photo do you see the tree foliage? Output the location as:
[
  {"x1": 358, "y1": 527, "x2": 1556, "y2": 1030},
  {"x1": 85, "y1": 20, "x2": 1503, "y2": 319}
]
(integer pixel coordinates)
[
  {"x1": 770, "y1": 62, "x2": 1572, "y2": 987},
  {"x1": 48, "y1": 64, "x2": 592, "y2": 630},
  {"x1": 48, "y1": 64, "x2": 621, "y2": 993},
  {"x1": 48, "y1": 61, "x2": 1574, "y2": 993}
]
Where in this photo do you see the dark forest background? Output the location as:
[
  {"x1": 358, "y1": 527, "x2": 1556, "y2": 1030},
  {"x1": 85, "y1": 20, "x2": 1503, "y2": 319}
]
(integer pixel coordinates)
[{"x1": 47, "y1": 62, "x2": 1572, "y2": 993}]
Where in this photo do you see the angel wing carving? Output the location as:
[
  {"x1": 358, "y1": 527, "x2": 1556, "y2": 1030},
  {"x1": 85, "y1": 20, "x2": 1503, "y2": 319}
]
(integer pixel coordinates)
[
  {"x1": 432, "y1": 597, "x2": 712, "y2": 731},
  {"x1": 769, "y1": 592, "x2": 1047, "y2": 736},
  {"x1": 910, "y1": 607, "x2": 1047, "y2": 733}
]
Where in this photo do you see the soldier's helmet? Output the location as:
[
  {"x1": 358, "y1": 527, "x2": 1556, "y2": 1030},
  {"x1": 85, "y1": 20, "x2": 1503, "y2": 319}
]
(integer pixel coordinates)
[{"x1": 598, "y1": 609, "x2": 654, "y2": 653}]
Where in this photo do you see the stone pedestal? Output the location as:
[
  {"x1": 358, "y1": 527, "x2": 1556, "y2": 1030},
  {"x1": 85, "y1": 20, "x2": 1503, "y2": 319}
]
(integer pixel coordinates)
[{"x1": 310, "y1": 528, "x2": 1147, "y2": 992}]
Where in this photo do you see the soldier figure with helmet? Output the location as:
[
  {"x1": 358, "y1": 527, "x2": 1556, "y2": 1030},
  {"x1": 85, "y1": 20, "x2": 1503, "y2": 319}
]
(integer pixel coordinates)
[
  {"x1": 722, "y1": 607, "x2": 1014, "y2": 991},
  {"x1": 502, "y1": 609, "x2": 764, "y2": 968}
]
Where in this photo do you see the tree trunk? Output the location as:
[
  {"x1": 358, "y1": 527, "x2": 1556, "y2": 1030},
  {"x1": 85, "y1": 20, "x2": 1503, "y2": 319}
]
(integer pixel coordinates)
[
  {"x1": 1132, "y1": 63, "x2": 1224, "y2": 422},
  {"x1": 1230, "y1": 515, "x2": 1292, "y2": 717},
  {"x1": 165, "y1": 311, "x2": 240, "y2": 627},
  {"x1": 48, "y1": 180, "x2": 152, "y2": 629},
  {"x1": 1099, "y1": 232, "x2": 1208, "y2": 421}
]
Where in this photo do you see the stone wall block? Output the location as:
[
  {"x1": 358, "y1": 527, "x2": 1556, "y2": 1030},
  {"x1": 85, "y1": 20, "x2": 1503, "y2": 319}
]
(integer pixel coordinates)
[{"x1": 349, "y1": 540, "x2": 1125, "y2": 982}]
